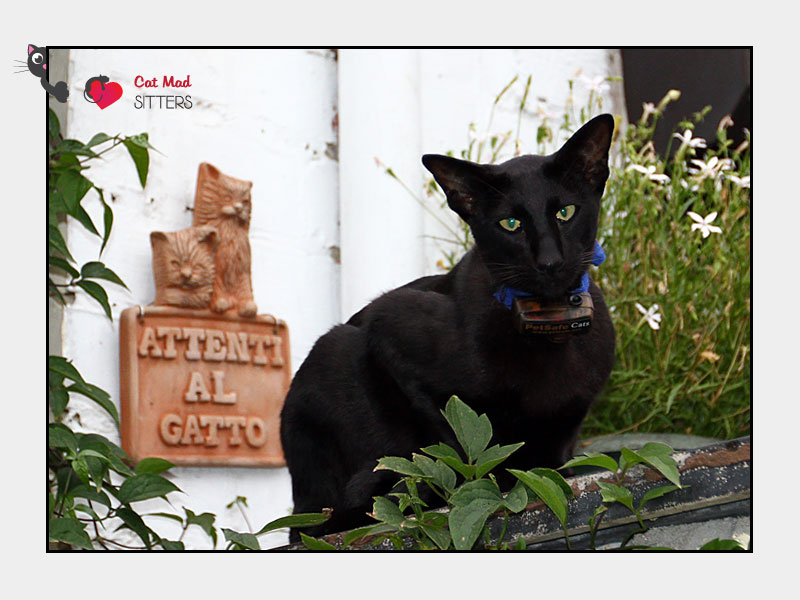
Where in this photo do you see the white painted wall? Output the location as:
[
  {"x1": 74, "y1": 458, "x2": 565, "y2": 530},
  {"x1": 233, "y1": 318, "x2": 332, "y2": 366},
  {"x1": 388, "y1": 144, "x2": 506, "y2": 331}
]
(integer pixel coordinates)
[{"x1": 58, "y1": 48, "x2": 623, "y2": 549}]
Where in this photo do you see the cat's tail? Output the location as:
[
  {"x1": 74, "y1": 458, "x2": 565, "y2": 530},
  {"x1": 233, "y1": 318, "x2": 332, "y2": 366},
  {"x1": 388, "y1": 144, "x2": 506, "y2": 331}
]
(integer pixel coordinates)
[{"x1": 41, "y1": 77, "x2": 69, "y2": 103}]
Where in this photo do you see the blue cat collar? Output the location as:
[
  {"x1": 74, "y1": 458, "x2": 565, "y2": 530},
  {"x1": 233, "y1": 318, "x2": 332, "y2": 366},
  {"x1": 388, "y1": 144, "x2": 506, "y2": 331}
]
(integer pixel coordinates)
[{"x1": 493, "y1": 241, "x2": 605, "y2": 309}]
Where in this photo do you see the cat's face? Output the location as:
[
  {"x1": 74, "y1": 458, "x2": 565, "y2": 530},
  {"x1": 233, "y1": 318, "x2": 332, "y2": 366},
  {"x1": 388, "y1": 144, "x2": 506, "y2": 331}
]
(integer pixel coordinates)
[
  {"x1": 151, "y1": 226, "x2": 218, "y2": 307},
  {"x1": 27, "y1": 44, "x2": 46, "y2": 78},
  {"x1": 424, "y1": 114, "x2": 614, "y2": 300},
  {"x1": 194, "y1": 162, "x2": 253, "y2": 226}
]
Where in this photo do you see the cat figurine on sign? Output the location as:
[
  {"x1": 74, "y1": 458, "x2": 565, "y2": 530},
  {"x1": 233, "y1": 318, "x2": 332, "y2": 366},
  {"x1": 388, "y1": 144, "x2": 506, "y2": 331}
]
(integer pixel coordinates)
[
  {"x1": 280, "y1": 114, "x2": 617, "y2": 541},
  {"x1": 192, "y1": 163, "x2": 258, "y2": 318},
  {"x1": 150, "y1": 225, "x2": 218, "y2": 309}
]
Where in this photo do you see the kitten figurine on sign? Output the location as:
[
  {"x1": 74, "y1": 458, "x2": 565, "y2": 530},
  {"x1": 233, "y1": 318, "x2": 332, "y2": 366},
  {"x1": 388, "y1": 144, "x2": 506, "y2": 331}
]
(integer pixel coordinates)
[
  {"x1": 192, "y1": 162, "x2": 258, "y2": 318},
  {"x1": 150, "y1": 225, "x2": 218, "y2": 309}
]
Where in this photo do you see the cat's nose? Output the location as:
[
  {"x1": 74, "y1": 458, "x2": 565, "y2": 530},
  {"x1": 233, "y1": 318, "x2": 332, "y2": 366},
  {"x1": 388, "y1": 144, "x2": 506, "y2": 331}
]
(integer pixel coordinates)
[
  {"x1": 181, "y1": 266, "x2": 192, "y2": 279},
  {"x1": 537, "y1": 238, "x2": 563, "y2": 272}
]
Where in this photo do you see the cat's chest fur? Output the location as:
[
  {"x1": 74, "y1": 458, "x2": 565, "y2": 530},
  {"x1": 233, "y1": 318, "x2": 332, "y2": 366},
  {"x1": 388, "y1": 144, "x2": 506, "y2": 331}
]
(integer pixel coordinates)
[{"x1": 354, "y1": 248, "x2": 613, "y2": 421}]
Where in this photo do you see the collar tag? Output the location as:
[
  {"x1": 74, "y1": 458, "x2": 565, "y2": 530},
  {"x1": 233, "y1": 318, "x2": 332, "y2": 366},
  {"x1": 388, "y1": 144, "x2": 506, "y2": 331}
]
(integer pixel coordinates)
[{"x1": 513, "y1": 292, "x2": 594, "y2": 336}]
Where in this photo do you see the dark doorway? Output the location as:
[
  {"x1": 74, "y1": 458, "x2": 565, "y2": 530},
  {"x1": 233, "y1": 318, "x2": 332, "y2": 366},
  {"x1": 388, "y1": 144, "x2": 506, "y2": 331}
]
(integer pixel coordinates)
[{"x1": 620, "y1": 48, "x2": 751, "y2": 155}]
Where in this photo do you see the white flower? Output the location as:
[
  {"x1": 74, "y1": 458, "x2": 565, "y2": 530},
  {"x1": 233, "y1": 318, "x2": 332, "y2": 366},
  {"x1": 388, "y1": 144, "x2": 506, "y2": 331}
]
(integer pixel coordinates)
[
  {"x1": 628, "y1": 164, "x2": 670, "y2": 184},
  {"x1": 635, "y1": 303, "x2": 662, "y2": 330},
  {"x1": 580, "y1": 75, "x2": 610, "y2": 95},
  {"x1": 640, "y1": 102, "x2": 657, "y2": 122},
  {"x1": 725, "y1": 174, "x2": 751, "y2": 188},
  {"x1": 687, "y1": 211, "x2": 723, "y2": 238},
  {"x1": 689, "y1": 156, "x2": 733, "y2": 180},
  {"x1": 673, "y1": 129, "x2": 707, "y2": 150}
]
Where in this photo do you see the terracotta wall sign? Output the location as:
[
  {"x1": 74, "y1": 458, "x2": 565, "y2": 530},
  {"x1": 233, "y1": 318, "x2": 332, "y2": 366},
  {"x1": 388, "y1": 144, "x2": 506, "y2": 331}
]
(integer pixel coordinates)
[{"x1": 120, "y1": 163, "x2": 290, "y2": 467}]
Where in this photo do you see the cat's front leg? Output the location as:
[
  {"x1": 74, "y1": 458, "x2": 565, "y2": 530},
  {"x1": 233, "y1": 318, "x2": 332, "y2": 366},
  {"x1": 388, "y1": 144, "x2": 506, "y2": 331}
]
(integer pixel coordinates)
[
  {"x1": 238, "y1": 299, "x2": 257, "y2": 318},
  {"x1": 210, "y1": 294, "x2": 232, "y2": 313}
]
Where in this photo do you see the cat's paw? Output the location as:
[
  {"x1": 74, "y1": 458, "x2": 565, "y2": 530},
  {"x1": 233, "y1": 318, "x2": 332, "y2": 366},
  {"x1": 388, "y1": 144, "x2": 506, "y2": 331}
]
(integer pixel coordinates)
[
  {"x1": 211, "y1": 297, "x2": 231, "y2": 313},
  {"x1": 239, "y1": 300, "x2": 258, "y2": 318}
]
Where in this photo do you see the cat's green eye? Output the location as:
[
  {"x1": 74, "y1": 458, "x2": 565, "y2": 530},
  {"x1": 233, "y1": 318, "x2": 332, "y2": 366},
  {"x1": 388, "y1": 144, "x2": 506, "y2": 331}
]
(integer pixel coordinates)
[
  {"x1": 499, "y1": 217, "x2": 522, "y2": 232},
  {"x1": 556, "y1": 205, "x2": 576, "y2": 222}
]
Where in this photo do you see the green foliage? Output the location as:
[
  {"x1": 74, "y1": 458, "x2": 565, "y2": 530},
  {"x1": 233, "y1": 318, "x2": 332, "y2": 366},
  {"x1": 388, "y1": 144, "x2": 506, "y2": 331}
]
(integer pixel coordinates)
[
  {"x1": 47, "y1": 110, "x2": 208, "y2": 551},
  {"x1": 295, "y1": 395, "x2": 744, "y2": 551},
  {"x1": 378, "y1": 76, "x2": 750, "y2": 440}
]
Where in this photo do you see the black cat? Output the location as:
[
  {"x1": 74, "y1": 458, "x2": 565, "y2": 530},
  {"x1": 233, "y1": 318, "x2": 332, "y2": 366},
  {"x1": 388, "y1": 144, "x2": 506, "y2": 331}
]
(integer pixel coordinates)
[
  {"x1": 23, "y1": 44, "x2": 69, "y2": 103},
  {"x1": 280, "y1": 114, "x2": 616, "y2": 541}
]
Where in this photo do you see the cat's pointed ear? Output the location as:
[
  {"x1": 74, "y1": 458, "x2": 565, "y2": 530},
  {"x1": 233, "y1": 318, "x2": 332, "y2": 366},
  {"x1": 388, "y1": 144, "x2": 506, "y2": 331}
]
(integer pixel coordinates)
[
  {"x1": 198, "y1": 162, "x2": 221, "y2": 181},
  {"x1": 196, "y1": 226, "x2": 219, "y2": 250},
  {"x1": 150, "y1": 231, "x2": 168, "y2": 247},
  {"x1": 28, "y1": 45, "x2": 34, "y2": 55},
  {"x1": 422, "y1": 154, "x2": 491, "y2": 220},
  {"x1": 548, "y1": 114, "x2": 614, "y2": 193}
]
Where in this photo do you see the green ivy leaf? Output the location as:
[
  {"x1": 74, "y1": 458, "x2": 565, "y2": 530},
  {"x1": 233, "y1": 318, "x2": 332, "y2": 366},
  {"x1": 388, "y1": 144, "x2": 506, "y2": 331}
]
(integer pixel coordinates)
[
  {"x1": 86, "y1": 133, "x2": 113, "y2": 147},
  {"x1": 48, "y1": 108, "x2": 61, "y2": 141},
  {"x1": 49, "y1": 517, "x2": 93, "y2": 550},
  {"x1": 442, "y1": 395, "x2": 492, "y2": 463},
  {"x1": 341, "y1": 523, "x2": 396, "y2": 548},
  {"x1": 448, "y1": 489, "x2": 503, "y2": 550},
  {"x1": 450, "y1": 478, "x2": 503, "y2": 508},
  {"x1": 80, "y1": 261, "x2": 128, "y2": 289},
  {"x1": 502, "y1": 480, "x2": 529, "y2": 513},
  {"x1": 412, "y1": 453, "x2": 457, "y2": 493},
  {"x1": 223, "y1": 528, "x2": 260, "y2": 550},
  {"x1": 255, "y1": 512, "x2": 331, "y2": 535},
  {"x1": 134, "y1": 457, "x2": 174, "y2": 475},
  {"x1": 48, "y1": 224, "x2": 75, "y2": 263},
  {"x1": 529, "y1": 468, "x2": 575, "y2": 500},
  {"x1": 66, "y1": 380, "x2": 119, "y2": 425},
  {"x1": 371, "y1": 496, "x2": 407, "y2": 527},
  {"x1": 619, "y1": 447, "x2": 644, "y2": 472},
  {"x1": 77, "y1": 434, "x2": 133, "y2": 477},
  {"x1": 96, "y1": 188, "x2": 114, "y2": 256},
  {"x1": 49, "y1": 278, "x2": 66, "y2": 304},
  {"x1": 420, "y1": 442, "x2": 475, "y2": 479},
  {"x1": 49, "y1": 385, "x2": 69, "y2": 419},
  {"x1": 597, "y1": 482, "x2": 635, "y2": 513},
  {"x1": 71, "y1": 457, "x2": 91, "y2": 487},
  {"x1": 420, "y1": 521, "x2": 451, "y2": 550},
  {"x1": 374, "y1": 456, "x2": 424, "y2": 477},
  {"x1": 299, "y1": 532, "x2": 336, "y2": 550},
  {"x1": 115, "y1": 506, "x2": 154, "y2": 549},
  {"x1": 48, "y1": 355, "x2": 85, "y2": 384},
  {"x1": 638, "y1": 484, "x2": 680, "y2": 511},
  {"x1": 117, "y1": 473, "x2": 181, "y2": 504},
  {"x1": 699, "y1": 538, "x2": 746, "y2": 551},
  {"x1": 157, "y1": 539, "x2": 185, "y2": 550},
  {"x1": 73, "y1": 503, "x2": 103, "y2": 521},
  {"x1": 560, "y1": 452, "x2": 619, "y2": 473},
  {"x1": 448, "y1": 479, "x2": 504, "y2": 549},
  {"x1": 147, "y1": 511, "x2": 184, "y2": 524},
  {"x1": 49, "y1": 423, "x2": 77, "y2": 452},
  {"x1": 635, "y1": 443, "x2": 682, "y2": 488},
  {"x1": 69, "y1": 484, "x2": 111, "y2": 508},
  {"x1": 184, "y1": 508, "x2": 218, "y2": 547},
  {"x1": 76, "y1": 279, "x2": 113, "y2": 320},
  {"x1": 73, "y1": 205, "x2": 100, "y2": 237},
  {"x1": 508, "y1": 469, "x2": 569, "y2": 527},
  {"x1": 122, "y1": 136, "x2": 150, "y2": 188},
  {"x1": 49, "y1": 255, "x2": 79, "y2": 279},
  {"x1": 474, "y1": 442, "x2": 525, "y2": 479},
  {"x1": 57, "y1": 169, "x2": 93, "y2": 215}
]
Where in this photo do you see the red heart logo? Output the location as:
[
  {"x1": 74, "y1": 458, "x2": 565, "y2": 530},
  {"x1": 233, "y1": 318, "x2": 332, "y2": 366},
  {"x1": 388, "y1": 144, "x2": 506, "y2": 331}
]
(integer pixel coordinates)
[{"x1": 89, "y1": 80, "x2": 123, "y2": 109}]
